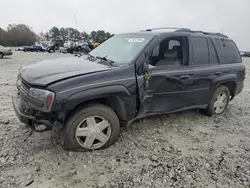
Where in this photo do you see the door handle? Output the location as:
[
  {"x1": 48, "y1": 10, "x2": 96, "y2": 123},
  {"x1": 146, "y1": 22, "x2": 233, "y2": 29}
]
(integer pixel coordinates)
[
  {"x1": 215, "y1": 72, "x2": 222, "y2": 76},
  {"x1": 180, "y1": 75, "x2": 190, "y2": 79}
]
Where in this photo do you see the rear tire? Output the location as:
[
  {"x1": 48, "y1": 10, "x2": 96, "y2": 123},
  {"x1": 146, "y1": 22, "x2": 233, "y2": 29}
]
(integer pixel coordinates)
[
  {"x1": 205, "y1": 86, "x2": 230, "y2": 116},
  {"x1": 62, "y1": 104, "x2": 120, "y2": 152},
  {"x1": 0, "y1": 53, "x2": 3, "y2": 59}
]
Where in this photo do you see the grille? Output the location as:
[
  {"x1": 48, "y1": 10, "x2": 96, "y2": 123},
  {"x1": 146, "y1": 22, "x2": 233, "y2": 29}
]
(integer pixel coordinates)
[{"x1": 20, "y1": 79, "x2": 30, "y2": 94}]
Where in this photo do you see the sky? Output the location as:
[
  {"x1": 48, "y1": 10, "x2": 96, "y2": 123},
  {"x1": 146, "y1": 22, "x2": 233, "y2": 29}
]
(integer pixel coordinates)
[{"x1": 1, "y1": 0, "x2": 250, "y2": 50}]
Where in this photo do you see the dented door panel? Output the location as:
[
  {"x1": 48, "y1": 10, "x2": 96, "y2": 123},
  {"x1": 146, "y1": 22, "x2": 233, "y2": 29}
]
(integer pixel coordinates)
[{"x1": 147, "y1": 67, "x2": 195, "y2": 113}]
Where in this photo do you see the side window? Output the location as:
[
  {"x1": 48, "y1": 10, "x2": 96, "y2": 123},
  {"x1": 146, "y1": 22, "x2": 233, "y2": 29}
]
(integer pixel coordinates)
[
  {"x1": 152, "y1": 44, "x2": 159, "y2": 56},
  {"x1": 216, "y1": 39, "x2": 241, "y2": 63},
  {"x1": 207, "y1": 39, "x2": 219, "y2": 64},
  {"x1": 192, "y1": 37, "x2": 209, "y2": 65},
  {"x1": 169, "y1": 40, "x2": 180, "y2": 50},
  {"x1": 149, "y1": 37, "x2": 187, "y2": 67}
]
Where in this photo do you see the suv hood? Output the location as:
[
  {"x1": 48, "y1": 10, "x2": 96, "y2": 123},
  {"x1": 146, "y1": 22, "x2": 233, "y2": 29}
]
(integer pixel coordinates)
[{"x1": 19, "y1": 56, "x2": 113, "y2": 86}]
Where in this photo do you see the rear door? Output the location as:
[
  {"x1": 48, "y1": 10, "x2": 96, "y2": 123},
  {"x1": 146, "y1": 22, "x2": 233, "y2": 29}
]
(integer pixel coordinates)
[
  {"x1": 145, "y1": 65, "x2": 196, "y2": 113},
  {"x1": 187, "y1": 36, "x2": 221, "y2": 105}
]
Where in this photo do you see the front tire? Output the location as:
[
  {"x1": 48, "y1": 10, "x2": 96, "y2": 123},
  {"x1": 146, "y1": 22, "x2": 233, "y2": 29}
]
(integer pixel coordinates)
[
  {"x1": 63, "y1": 104, "x2": 120, "y2": 152},
  {"x1": 0, "y1": 53, "x2": 3, "y2": 59},
  {"x1": 205, "y1": 86, "x2": 230, "y2": 116}
]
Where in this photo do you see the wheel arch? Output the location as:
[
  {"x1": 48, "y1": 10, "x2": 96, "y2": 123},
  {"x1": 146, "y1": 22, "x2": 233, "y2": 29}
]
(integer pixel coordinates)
[
  {"x1": 211, "y1": 74, "x2": 237, "y2": 99},
  {"x1": 221, "y1": 81, "x2": 237, "y2": 99},
  {"x1": 61, "y1": 85, "x2": 130, "y2": 123}
]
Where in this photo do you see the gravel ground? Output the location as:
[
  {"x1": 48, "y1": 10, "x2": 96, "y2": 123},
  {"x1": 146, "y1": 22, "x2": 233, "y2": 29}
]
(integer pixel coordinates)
[{"x1": 0, "y1": 52, "x2": 250, "y2": 188}]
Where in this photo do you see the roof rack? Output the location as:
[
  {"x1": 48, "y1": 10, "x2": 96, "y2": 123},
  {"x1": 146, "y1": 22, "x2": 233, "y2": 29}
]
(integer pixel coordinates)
[
  {"x1": 141, "y1": 27, "x2": 190, "y2": 32},
  {"x1": 178, "y1": 30, "x2": 228, "y2": 38},
  {"x1": 141, "y1": 27, "x2": 228, "y2": 38}
]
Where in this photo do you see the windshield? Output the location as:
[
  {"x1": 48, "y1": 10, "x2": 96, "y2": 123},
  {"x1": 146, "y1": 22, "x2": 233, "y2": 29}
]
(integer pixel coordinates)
[{"x1": 89, "y1": 34, "x2": 153, "y2": 64}]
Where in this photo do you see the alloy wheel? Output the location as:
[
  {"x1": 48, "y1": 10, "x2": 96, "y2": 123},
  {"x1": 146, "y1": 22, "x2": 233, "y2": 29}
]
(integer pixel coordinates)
[
  {"x1": 214, "y1": 92, "x2": 228, "y2": 114},
  {"x1": 75, "y1": 116, "x2": 112, "y2": 149}
]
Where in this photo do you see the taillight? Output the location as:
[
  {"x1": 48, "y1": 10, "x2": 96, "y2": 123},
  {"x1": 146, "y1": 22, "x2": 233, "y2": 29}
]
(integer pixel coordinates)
[{"x1": 8, "y1": 49, "x2": 12, "y2": 52}]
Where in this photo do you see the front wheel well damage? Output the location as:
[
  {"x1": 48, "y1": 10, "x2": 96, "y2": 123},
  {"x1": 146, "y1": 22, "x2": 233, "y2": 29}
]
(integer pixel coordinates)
[{"x1": 64, "y1": 96, "x2": 127, "y2": 124}]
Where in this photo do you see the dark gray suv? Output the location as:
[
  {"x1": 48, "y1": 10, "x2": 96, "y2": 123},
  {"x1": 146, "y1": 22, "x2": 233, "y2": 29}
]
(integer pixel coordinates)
[{"x1": 13, "y1": 28, "x2": 245, "y2": 151}]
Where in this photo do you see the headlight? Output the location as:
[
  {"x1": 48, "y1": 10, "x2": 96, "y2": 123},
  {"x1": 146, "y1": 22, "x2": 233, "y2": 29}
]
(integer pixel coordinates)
[{"x1": 28, "y1": 88, "x2": 55, "y2": 112}]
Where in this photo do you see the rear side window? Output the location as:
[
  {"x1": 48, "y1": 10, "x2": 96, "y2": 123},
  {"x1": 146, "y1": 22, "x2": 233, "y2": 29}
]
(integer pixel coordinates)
[
  {"x1": 192, "y1": 37, "x2": 209, "y2": 65},
  {"x1": 207, "y1": 39, "x2": 219, "y2": 64},
  {"x1": 216, "y1": 39, "x2": 241, "y2": 63}
]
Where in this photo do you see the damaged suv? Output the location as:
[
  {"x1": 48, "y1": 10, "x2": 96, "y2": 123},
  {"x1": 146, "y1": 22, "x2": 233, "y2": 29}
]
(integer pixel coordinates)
[{"x1": 13, "y1": 28, "x2": 245, "y2": 151}]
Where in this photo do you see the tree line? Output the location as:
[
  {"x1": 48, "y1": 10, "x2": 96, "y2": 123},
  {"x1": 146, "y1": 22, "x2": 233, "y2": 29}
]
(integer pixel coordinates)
[
  {"x1": 0, "y1": 24, "x2": 37, "y2": 46},
  {"x1": 0, "y1": 24, "x2": 114, "y2": 47},
  {"x1": 40, "y1": 26, "x2": 113, "y2": 45}
]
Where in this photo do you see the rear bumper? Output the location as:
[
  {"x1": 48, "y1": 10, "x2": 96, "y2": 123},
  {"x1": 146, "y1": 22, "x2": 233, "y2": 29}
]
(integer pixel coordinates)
[
  {"x1": 236, "y1": 81, "x2": 244, "y2": 95},
  {"x1": 12, "y1": 94, "x2": 55, "y2": 132},
  {"x1": 232, "y1": 81, "x2": 244, "y2": 100}
]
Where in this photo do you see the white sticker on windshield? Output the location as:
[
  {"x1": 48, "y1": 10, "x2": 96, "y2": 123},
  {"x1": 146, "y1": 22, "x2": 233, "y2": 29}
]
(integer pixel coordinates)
[{"x1": 128, "y1": 38, "x2": 145, "y2": 43}]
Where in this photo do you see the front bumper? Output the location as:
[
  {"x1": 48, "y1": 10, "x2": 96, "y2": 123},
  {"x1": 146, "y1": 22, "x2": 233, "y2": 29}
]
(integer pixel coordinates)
[{"x1": 12, "y1": 94, "x2": 54, "y2": 132}]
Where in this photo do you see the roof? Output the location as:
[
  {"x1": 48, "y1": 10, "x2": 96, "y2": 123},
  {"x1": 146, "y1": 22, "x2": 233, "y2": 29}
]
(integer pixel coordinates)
[{"x1": 119, "y1": 27, "x2": 229, "y2": 40}]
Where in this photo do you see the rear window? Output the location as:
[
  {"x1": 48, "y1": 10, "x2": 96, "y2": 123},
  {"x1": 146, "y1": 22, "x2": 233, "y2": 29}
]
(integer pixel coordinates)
[
  {"x1": 192, "y1": 37, "x2": 209, "y2": 65},
  {"x1": 216, "y1": 39, "x2": 241, "y2": 63}
]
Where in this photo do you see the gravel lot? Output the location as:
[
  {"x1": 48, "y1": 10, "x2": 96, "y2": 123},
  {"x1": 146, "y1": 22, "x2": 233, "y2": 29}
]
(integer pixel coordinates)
[{"x1": 0, "y1": 52, "x2": 250, "y2": 188}]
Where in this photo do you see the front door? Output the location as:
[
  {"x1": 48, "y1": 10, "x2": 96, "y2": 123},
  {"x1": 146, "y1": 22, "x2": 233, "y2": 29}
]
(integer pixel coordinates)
[{"x1": 138, "y1": 36, "x2": 194, "y2": 114}]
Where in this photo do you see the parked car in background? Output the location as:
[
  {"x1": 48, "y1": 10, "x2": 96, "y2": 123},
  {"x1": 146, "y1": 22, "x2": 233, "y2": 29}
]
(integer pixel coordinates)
[
  {"x1": 80, "y1": 44, "x2": 92, "y2": 54},
  {"x1": 240, "y1": 51, "x2": 250, "y2": 57},
  {"x1": 23, "y1": 45, "x2": 44, "y2": 52},
  {"x1": 0, "y1": 45, "x2": 13, "y2": 59},
  {"x1": 77, "y1": 44, "x2": 91, "y2": 54},
  {"x1": 42, "y1": 46, "x2": 48, "y2": 52},
  {"x1": 23, "y1": 46, "x2": 30, "y2": 52},
  {"x1": 59, "y1": 46, "x2": 68, "y2": 53},
  {"x1": 62, "y1": 41, "x2": 75, "y2": 54},
  {"x1": 45, "y1": 45, "x2": 59, "y2": 53},
  {"x1": 244, "y1": 52, "x2": 250, "y2": 57},
  {"x1": 15, "y1": 46, "x2": 26, "y2": 51},
  {"x1": 59, "y1": 43, "x2": 93, "y2": 54}
]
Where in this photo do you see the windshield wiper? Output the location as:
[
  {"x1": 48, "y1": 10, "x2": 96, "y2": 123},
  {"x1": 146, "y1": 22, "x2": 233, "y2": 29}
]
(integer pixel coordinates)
[{"x1": 95, "y1": 55, "x2": 114, "y2": 67}]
